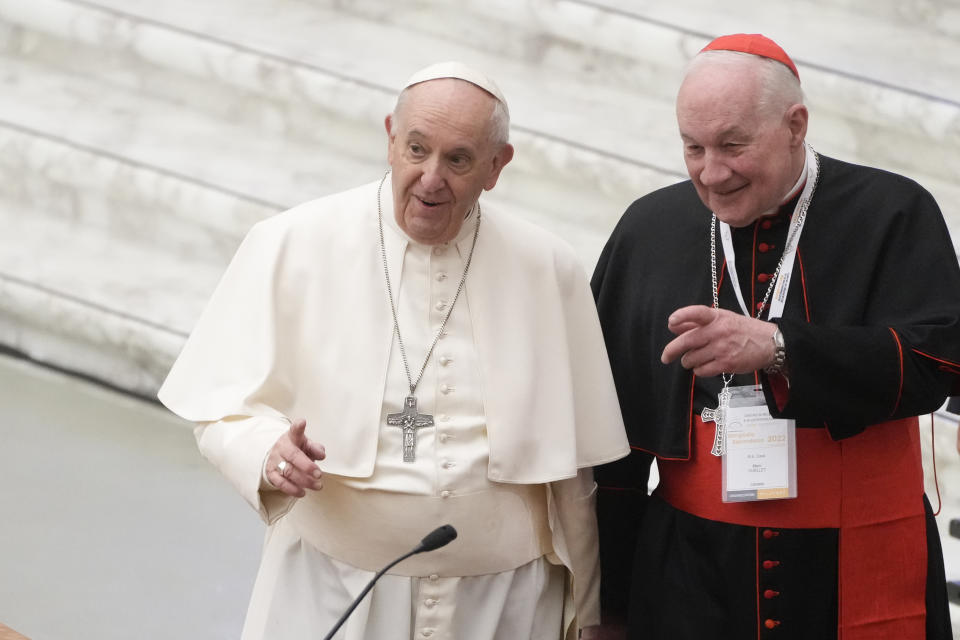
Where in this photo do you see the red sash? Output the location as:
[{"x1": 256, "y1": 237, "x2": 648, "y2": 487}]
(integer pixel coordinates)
[{"x1": 657, "y1": 416, "x2": 927, "y2": 640}]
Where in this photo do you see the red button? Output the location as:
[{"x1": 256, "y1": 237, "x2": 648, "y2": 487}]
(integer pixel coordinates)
[
  {"x1": 764, "y1": 619, "x2": 781, "y2": 629},
  {"x1": 756, "y1": 302, "x2": 764, "y2": 311},
  {"x1": 762, "y1": 560, "x2": 780, "y2": 569},
  {"x1": 757, "y1": 273, "x2": 770, "y2": 283},
  {"x1": 758, "y1": 242, "x2": 771, "y2": 253},
  {"x1": 761, "y1": 220, "x2": 773, "y2": 230},
  {"x1": 762, "y1": 529, "x2": 780, "y2": 539},
  {"x1": 764, "y1": 589, "x2": 780, "y2": 599}
]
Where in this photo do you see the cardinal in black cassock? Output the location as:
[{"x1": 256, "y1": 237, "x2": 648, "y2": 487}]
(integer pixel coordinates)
[{"x1": 591, "y1": 34, "x2": 960, "y2": 640}]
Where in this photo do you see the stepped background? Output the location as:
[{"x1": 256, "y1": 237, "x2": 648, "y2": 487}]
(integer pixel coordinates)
[
  {"x1": 1, "y1": 1, "x2": 959, "y2": 637},
  {"x1": 1, "y1": 0, "x2": 959, "y2": 396}
]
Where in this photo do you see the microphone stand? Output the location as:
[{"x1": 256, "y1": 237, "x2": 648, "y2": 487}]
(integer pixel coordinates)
[
  {"x1": 321, "y1": 548, "x2": 421, "y2": 640},
  {"x1": 322, "y1": 525, "x2": 457, "y2": 640}
]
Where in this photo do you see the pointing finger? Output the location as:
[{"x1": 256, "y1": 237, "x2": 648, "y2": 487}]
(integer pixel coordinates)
[
  {"x1": 288, "y1": 419, "x2": 307, "y2": 444},
  {"x1": 667, "y1": 305, "x2": 717, "y2": 330}
]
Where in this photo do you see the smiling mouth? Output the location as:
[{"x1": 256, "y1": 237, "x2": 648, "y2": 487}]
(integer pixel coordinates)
[
  {"x1": 714, "y1": 184, "x2": 748, "y2": 197},
  {"x1": 416, "y1": 196, "x2": 446, "y2": 208}
]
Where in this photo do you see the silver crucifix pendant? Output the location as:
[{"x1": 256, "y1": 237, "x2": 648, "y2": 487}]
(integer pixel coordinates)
[
  {"x1": 702, "y1": 383, "x2": 731, "y2": 457},
  {"x1": 386, "y1": 396, "x2": 434, "y2": 462}
]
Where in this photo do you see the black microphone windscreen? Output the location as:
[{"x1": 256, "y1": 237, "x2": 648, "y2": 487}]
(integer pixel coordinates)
[{"x1": 418, "y1": 525, "x2": 458, "y2": 552}]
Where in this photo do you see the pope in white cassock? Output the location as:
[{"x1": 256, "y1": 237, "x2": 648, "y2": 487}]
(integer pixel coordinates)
[{"x1": 158, "y1": 62, "x2": 629, "y2": 640}]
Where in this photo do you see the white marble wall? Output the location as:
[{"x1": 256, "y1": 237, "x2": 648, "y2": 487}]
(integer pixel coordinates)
[{"x1": 0, "y1": 0, "x2": 958, "y2": 395}]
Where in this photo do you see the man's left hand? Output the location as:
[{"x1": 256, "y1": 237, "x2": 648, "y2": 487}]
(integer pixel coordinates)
[{"x1": 661, "y1": 305, "x2": 778, "y2": 376}]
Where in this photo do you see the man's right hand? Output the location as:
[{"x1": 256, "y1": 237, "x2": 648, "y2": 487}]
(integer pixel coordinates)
[{"x1": 264, "y1": 419, "x2": 326, "y2": 497}]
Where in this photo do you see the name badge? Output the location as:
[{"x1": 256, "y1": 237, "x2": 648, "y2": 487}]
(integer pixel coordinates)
[{"x1": 721, "y1": 385, "x2": 797, "y2": 502}]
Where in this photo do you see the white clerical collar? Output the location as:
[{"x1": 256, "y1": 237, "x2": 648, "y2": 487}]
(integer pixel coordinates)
[{"x1": 781, "y1": 147, "x2": 809, "y2": 205}]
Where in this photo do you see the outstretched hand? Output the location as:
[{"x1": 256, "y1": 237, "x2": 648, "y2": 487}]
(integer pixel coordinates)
[
  {"x1": 264, "y1": 419, "x2": 326, "y2": 497},
  {"x1": 661, "y1": 305, "x2": 778, "y2": 377}
]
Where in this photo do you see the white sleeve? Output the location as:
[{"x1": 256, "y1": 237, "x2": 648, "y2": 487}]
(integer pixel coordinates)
[
  {"x1": 194, "y1": 416, "x2": 297, "y2": 524},
  {"x1": 549, "y1": 468, "x2": 601, "y2": 629}
]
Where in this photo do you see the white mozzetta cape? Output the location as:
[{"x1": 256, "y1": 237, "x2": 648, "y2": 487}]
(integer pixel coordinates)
[{"x1": 159, "y1": 177, "x2": 628, "y2": 483}]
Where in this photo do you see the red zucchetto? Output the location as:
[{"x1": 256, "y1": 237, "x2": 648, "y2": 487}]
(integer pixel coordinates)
[{"x1": 701, "y1": 33, "x2": 800, "y2": 80}]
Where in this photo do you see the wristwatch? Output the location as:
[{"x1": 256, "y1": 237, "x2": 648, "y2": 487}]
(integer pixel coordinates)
[{"x1": 764, "y1": 326, "x2": 787, "y2": 375}]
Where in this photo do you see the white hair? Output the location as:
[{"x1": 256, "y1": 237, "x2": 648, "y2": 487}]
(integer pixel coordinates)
[
  {"x1": 685, "y1": 50, "x2": 805, "y2": 122},
  {"x1": 393, "y1": 80, "x2": 510, "y2": 148}
]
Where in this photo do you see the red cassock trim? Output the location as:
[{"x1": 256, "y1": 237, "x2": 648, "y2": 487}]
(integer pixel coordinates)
[
  {"x1": 657, "y1": 416, "x2": 927, "y2": 640},
  {"x1": 887, "y1": 328, "x2": 905, "y2": 416},
  {"x1": 796, "y1": 251, "x2": 811, "y2": 322},
  {"x1": 912, "y1": 348, "x2": 960, "y2": 391}
]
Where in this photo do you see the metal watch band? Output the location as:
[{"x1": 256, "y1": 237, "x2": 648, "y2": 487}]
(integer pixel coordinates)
[{"x1": 764, "y1": 327, "x2": 787, "y2": 375}]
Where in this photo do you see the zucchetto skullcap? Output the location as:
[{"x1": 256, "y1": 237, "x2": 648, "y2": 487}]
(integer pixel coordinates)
[
  {"x1": 403, "y1": 61, "x2": 509, "y2": 114},
  {"x1": 701, "y1": 34, "x2": 799, "y2": 80}
]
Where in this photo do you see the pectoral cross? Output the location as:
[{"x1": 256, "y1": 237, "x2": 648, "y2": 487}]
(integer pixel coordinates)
[
  {"x1": 387, "y1": 396, "x2": 434, "y2": 462},
  {"x1": 702, "y1": 383, "x2": 731, "y2": 457}
]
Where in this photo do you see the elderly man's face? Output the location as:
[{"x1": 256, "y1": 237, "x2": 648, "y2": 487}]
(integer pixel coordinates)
[
  {"x1": 676, "y1": 60, "x2": 806, "y2": 227},
  {"x1": 385, "y1": 79, "x2": 513, "y2": 245}
]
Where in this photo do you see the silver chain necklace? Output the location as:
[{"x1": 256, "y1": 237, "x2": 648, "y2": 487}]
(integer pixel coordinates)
[
  {"x1": 703, "y1": 151, "x2": 821, "y2": 456},
  {"x1": 376, "y1": 170, "x2": 481, "y2": 461}
]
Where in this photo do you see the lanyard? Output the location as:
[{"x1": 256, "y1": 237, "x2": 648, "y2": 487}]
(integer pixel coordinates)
[{"x1": 718, "y1": 144, "x2": 819, "y2": 321}]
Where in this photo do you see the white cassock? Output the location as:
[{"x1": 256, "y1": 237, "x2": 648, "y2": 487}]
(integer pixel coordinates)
[{"x1": 158, "y1": 176, "x2": 629, "y2": 640}]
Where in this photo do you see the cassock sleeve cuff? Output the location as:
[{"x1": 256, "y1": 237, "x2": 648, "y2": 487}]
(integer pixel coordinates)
[
  {"x1": 548, "y1": 470, "x2": 602, "y2": 629},
  {"x1": 194, "y1": 416, "x2": 296, "y2": 524}
]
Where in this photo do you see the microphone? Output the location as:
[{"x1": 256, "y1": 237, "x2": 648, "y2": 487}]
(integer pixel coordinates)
[
  {"x1": 414, "y1": 524, "x2": 458, "y2": 552},
  {"x1": 322, "y1": 525, "x2": 458, "y2": 640}
]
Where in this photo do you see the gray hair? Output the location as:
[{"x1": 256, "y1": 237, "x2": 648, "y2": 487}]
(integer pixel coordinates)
[
  {"x1": 393, "y1": 81, "x2": 511, "y2": 149},
  {"x1": 686, "y1": 50, "x2": 805, "y2": 122}
]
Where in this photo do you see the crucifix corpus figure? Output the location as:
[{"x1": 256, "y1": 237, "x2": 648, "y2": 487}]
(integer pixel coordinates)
[{"x1": 387, "y1": 396, "x2": 435, "y2": 462}]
